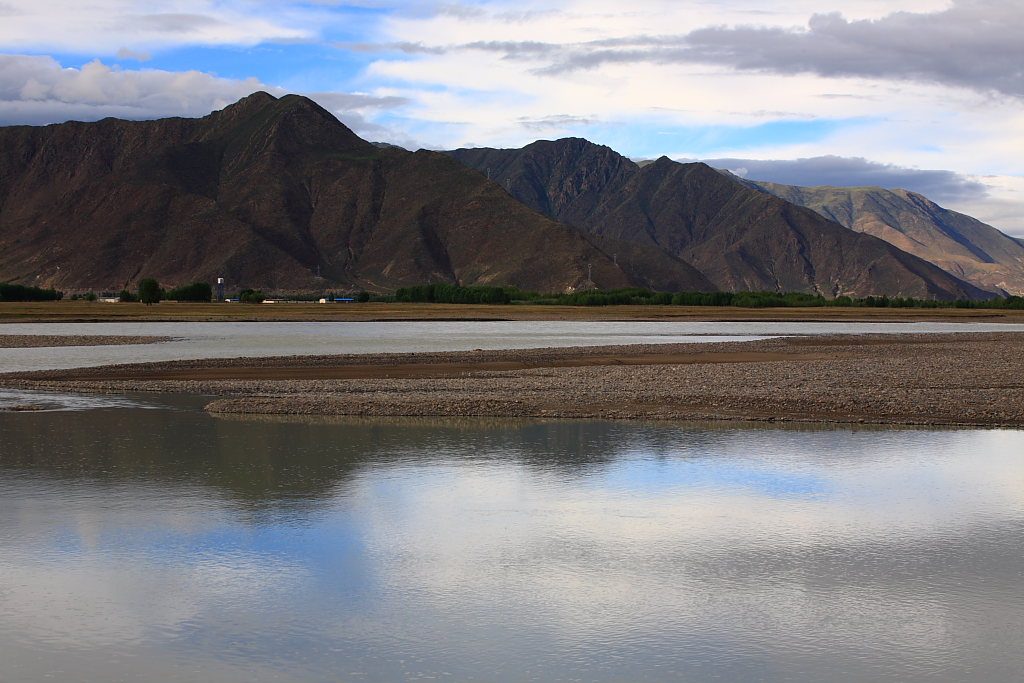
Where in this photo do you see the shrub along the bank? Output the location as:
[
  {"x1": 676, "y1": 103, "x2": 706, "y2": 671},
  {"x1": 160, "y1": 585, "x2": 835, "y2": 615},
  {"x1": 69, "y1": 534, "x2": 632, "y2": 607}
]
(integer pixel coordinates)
[
  {"x1": 395, "y1": 283, "x2": 511, "y2": 304},
  {"x1": 238, "y1": 289, "x2": 266, "y2": 303}
]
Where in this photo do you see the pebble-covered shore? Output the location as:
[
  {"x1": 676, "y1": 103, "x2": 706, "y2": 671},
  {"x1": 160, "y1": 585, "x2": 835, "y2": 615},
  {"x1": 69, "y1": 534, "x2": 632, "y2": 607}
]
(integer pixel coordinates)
[{"x1": 3, "y1": 332, "x2": 1023, "y2": 427}]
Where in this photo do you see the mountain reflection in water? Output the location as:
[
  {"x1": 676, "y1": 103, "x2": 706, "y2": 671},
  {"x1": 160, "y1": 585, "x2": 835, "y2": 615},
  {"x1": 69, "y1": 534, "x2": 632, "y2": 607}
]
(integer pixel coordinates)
[{"x1": 1, "y1": 395, "x2": 1022, "y2": 682}]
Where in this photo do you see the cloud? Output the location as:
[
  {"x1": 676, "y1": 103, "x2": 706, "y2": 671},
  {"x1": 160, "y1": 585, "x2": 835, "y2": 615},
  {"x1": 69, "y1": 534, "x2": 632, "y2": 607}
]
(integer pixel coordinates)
[
  {"x1": 677, "y1": 0, "x2": 1024, "y2": 97},
  {"x1": 115, "y1": 47, "x2": 151, "y2": 62},
  {"x1": 0, "y1": 54, "x2": 408, "y2": 143},
  {"x1": 695, "y1": 155, "x2": 991, "y2": 203},
  {"x1": 0, "y1": 1, "x2": 312, "y2": 53},
  {"x1": 516, "y1": 113, "x2": 599, "y2": 131},
  {"x1": 339, "y1": 41, "x2": 447, "y2": 55},
  {"x1": 380, "y1": 1, "x2": 1023, "y2": 98}
]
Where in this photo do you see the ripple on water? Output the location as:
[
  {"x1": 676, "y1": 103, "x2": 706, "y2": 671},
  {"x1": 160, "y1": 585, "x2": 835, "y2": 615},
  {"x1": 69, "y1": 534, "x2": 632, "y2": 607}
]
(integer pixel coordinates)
[{"x1": 0, "y1": 389, "x2": 159, "y2": 412}]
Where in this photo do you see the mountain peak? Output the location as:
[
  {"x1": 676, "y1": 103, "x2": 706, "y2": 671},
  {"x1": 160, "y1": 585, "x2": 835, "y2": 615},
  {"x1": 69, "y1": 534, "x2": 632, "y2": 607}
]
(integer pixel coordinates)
[
  {"x1": 217, "y1": 90, "x2": 278, "y2": 114},
  {"x1": 205, "y1": 92, "x2": 374, "y2": 155}
]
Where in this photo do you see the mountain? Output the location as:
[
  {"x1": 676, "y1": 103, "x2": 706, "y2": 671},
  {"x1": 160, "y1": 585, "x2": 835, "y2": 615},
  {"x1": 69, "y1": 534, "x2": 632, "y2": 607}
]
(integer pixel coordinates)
[
  {"x1": 446, "y1": 139, "x2": 994, "y2": 300},
  {"x1": 0, "y1": 93, "x2": 713, "y2": 293},
  {"x1": 733, "y1": 180, "x2": 1024, "y2": 295}
]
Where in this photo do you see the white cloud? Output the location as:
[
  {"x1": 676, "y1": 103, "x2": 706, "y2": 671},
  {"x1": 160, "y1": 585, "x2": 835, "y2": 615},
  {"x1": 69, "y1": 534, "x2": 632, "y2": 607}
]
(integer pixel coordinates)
[{"x1": 0, "y1": 1, "x2": 312, "y2": 53}]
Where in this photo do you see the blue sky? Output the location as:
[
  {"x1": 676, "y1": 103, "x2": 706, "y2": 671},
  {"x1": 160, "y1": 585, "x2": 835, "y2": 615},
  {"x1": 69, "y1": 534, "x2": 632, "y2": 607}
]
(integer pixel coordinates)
[{"x1": 0, "y1": 0, "x2": 1021, "y2": 234}]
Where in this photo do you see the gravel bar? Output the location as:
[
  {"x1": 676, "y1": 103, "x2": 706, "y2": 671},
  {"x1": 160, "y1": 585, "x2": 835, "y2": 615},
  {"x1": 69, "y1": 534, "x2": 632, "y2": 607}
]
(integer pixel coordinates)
[
  {"x1": 3, "y1": 332, "x2": 1023, "y2": 427},
  {"x1": 0, "y1": 335, "x2": 172, "y2": 348}
]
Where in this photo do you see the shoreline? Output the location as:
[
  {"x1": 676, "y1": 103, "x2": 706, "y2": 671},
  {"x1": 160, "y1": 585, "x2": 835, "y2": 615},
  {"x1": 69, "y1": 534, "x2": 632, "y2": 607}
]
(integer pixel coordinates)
[{"x1": 4, "y1": 332, "x2": 1024, "y2": 428}]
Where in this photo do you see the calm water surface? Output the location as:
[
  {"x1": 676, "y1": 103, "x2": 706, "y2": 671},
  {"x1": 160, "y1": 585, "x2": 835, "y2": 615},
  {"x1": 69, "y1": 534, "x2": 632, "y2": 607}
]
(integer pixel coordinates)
[
  {"x1": 1, "y1": 391, "x2": 1021, "y2": 682},
  {"x1": 5, "y1": 320, "x2": 1024, "y2": 372}
]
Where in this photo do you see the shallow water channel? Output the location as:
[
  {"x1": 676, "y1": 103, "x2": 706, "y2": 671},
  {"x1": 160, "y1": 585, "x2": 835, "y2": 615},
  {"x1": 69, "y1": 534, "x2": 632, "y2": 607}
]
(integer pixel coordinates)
[
  {"x1": 6, "y1": 319, "x2": 1024, "y2": 372},
  {"x1": 1, "y1": 391, "x2": 1021, "y2": 682}
]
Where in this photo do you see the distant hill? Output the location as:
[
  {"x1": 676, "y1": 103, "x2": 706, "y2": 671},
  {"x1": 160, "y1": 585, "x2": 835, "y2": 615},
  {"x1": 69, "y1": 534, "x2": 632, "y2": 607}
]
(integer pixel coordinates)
[
  {"x1": 735, "y1": 179, "x2": 1024, "y2": 295},
  {"x1": 0, "y1": 93, "x2": 712, "y2": 293},
  {"x1": 447, "y1": 139, "x2": 994, "y2": 300}
]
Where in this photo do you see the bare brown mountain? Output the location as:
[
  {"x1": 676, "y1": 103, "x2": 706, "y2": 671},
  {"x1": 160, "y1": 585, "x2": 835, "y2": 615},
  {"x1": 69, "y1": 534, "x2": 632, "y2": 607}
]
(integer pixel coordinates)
[
  {"x1": 735, "y1": 180, "x2": 1024, "y2": 295},
  {"x1": 447, "y1": 139, "x2": 995, "y2": 299},
  {"x1": 0, "y1": 93, "x2": 712, "y2": 293}
]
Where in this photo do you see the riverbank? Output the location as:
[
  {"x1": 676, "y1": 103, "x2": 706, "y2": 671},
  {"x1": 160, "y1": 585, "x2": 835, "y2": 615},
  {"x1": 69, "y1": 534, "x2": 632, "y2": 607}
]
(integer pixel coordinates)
[
  {"x1": 4, "y1": 300, "x2": 1024, "y2": 323},
  {"x1": 3, "y1": 332, "x2": 1023, "y2": 427}
]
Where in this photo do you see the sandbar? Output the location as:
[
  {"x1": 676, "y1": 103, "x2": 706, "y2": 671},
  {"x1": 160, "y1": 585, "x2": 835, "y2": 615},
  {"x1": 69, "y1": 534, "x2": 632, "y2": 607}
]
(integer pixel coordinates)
[{"x1": 0, "y1": 335, "x2": 172, "y2": 348}]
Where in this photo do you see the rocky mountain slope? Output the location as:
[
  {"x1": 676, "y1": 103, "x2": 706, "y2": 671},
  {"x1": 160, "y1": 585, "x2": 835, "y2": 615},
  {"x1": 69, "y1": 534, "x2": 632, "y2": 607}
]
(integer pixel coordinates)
[
  {"x1": 0, "y1": 93, "x2": 711, "y2": 293},
  {"x1": 447, "y1": 139, "x2": 994, "y2": 299},
  {"x1": 736, "y1": 179, "x2": 1024, "y2": 295}
]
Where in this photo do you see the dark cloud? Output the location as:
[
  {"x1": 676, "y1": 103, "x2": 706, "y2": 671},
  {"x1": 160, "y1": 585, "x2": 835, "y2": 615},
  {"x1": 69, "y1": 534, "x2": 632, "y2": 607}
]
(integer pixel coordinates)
[
  {"x1": 393, "y1": 1, "x2": 1022, "y2": 97},
  {"x1": 463, "y1": 40, "x2": 561, "y2": 59},
  {"x1": 677, "y1": 1, "x2": 1024, "y2": 97},
  {"x1": 695, "y1": 155, "x2": 990, "y2": 203}
]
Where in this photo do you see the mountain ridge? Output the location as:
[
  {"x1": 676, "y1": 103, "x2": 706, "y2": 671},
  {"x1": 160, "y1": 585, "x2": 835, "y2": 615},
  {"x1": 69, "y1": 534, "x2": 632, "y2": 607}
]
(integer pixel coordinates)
[
  {"x1": 0, "y1": 93, "x2": 713, "y2": 294},
  {"x1": 446, "y1": 139, "x2": 994, "y2": 300},
  {"x1": 0, "y1": 95, "x2": 1000, "y2": 299},
  {"x1": 733, "y1": 178, "x2": 1024, "y2": 295}
]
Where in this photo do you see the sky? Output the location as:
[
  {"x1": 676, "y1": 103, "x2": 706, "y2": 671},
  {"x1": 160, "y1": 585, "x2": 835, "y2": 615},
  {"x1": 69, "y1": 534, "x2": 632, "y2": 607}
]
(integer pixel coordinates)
[{"x1": 1, "y1": 0, "x2": 1022, "y2": 235}]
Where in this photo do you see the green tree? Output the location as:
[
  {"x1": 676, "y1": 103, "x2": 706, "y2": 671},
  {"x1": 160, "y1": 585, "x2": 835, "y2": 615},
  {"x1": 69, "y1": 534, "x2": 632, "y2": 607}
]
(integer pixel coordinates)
[
  {"x1": 238, "y1": 288, "x2": 266, "y2": 303},
  {"x1": 138, "y1": 278, "x2": 162, "y2": 305},
  {"x1": 166, "y1": 282, "x2": 213, "y2": 302}
]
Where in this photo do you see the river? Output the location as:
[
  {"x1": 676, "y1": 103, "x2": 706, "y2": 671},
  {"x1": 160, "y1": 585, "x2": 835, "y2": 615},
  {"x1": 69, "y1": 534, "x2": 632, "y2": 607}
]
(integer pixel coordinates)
[
  {"x1": 1, "y1": 390, "x2": 1021, "y2": 682},
  {"x1": 5, "y1": 320, "x2": 1024, "y2": 372}
]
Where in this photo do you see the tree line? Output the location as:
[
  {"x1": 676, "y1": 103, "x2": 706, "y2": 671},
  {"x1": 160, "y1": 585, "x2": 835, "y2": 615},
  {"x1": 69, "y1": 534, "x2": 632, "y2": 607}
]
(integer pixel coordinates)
[
  {"x1": 6, "y1": 279, "x2": 1024, "y2": 310},
  {"x1": 0, "y1": 283, "x2": 63, "y2": 301},
  {"x1": 389, "y1": 284, "x2": 1024, "y2": 310}
]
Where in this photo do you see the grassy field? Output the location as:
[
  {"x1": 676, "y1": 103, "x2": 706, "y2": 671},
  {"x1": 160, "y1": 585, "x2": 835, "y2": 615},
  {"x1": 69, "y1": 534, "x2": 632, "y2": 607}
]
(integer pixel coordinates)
[{"x1": 3, "y1": 300, "x2": 1024, "y2": 323}]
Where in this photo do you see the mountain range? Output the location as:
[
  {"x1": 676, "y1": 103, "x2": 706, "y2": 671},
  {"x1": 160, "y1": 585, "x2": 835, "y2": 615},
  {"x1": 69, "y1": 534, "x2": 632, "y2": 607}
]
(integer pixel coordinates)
[
  {"x1": 446, "y1": 139, "x2": 994, "y2": 299},
  {"x1": 732, "y1": 179, "x2": 1024, "y2": 295},
  {"x1": 0, "y1": 92, "x2": 710, "y2": 294},
  {"x1": 0, "y1": 92, "x2": 1008, "y2": 300}
]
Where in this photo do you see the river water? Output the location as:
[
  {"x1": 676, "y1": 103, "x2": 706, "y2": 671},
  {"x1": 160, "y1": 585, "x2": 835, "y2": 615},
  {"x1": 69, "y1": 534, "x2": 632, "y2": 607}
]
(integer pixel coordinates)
[
  {"x1": 5, "y1": 320, "x2": 1024, "y2": 372},
  {"x1": 1, "y1": 391, "x2": 1021, "y2": 682}
]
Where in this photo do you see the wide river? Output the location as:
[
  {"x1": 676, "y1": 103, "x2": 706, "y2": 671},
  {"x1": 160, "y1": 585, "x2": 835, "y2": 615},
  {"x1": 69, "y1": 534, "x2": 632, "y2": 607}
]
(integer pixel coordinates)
[
  {"x1": 2, "y1": 320, "x2": 1022, "y2": 681},
  {"x1": 1, "y1": 390, "x2": 1022, "y2": 682}
]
